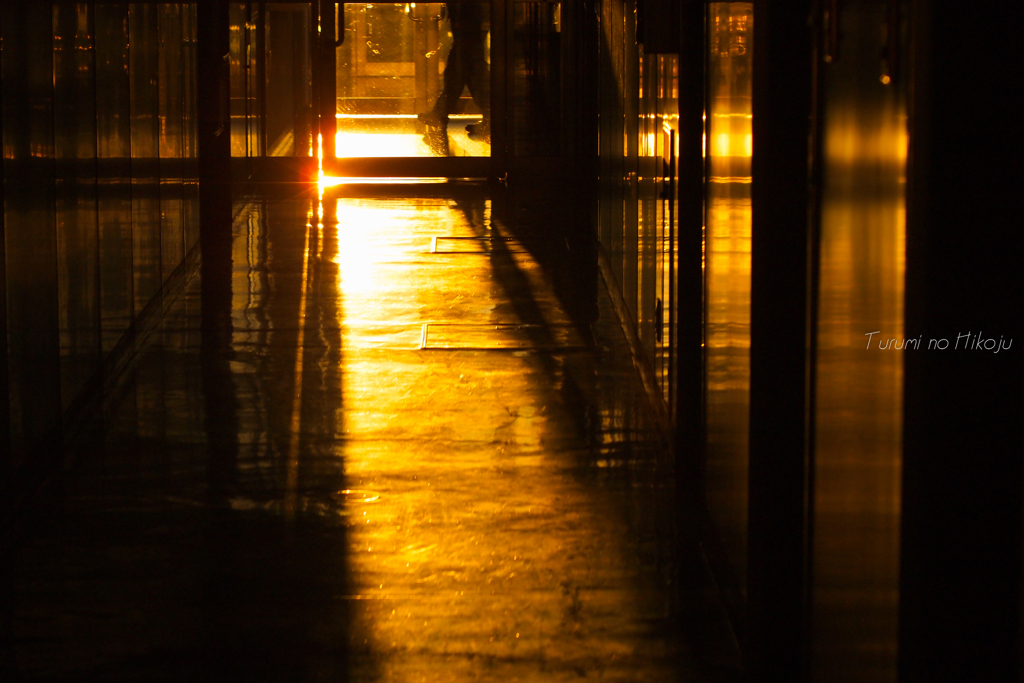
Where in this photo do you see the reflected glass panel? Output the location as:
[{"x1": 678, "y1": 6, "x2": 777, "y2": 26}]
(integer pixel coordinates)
[
  {"x1": 95, "y1": 4, "x2": 135, "y2": 354},
  {"x1": 129, "y1": 3, "x2": 163, "y2": 315},
  {"x1": 335, "y1": 2, "x2": 490, "y2": 157},
  {"x1": 183, "y1": 4, "x2": 200, "y2": 255},
  {"x1": 704, "y1": 2, "x2": 752, "y2": 595},
  {"x1": 158, "y1": 4, "x2": 185, "y2": 277},
  {"x1": 53, "y1": 3, "x2": 101, "y2": 411}
]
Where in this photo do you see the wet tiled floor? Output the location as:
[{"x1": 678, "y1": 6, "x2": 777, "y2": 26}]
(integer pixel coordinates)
[{"x1": 2, "y1": 187, "x2": 698, "y2": 681}]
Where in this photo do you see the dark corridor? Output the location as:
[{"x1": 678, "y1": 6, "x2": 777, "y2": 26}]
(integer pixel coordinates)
[{"x1": 1, "y1": 2, "x2": 1021, "y2": 682}]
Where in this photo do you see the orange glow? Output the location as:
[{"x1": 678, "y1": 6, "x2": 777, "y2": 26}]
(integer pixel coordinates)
[
  {"x1": 317, "y1": 132, "x2": 325, "y2": 187},
  {"x1": 318, "y1": 175, "x2": 449, "y2": 193},
  {"x1": 704, "y1": 3, "x2": 753, "y2": 590},
  {"x1": 710, "y1": 115, "x2": 753, "y2": 158},
  {"x1": 336, "y1": 132, "x2": 432, "y2": 158},
  {"x1": 333, "y1": 202, "x2": 382, "y2": 296}
]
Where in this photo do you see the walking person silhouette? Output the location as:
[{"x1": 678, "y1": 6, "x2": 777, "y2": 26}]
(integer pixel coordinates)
[{"x1": 419, "y1": 2, "x2": 490, "y2": 155}]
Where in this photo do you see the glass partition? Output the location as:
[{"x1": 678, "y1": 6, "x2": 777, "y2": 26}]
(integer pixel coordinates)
[
  {"x1": 266, "y1": 2, "x2": 312, "y2": 156},
  {"x1": 334, "y1": 2, "x2": 491, "y2": 157}
]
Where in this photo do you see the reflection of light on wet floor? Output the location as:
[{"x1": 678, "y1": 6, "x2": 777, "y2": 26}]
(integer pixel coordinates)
[
  {"x1": 333, "y1": 202, "x2": 392, "y2": 296},
  {"x1": 332, "y1": 489, "x2": 381, "y2": 504},
  {"x1": 227, "y1": 196, "x2": 679, "y2": 678}
]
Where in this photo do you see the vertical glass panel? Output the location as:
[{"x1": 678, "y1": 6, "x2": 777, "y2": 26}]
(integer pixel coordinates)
[
  {"x1": 621, "y1": 3, "x2": 638, "y2": 317},
  {"x1": 636, "y1": 51, "x2": 679, "y2": 410},
  {"x1": 637, "y1": 51, "x2": 658, "y2": 358},
  {"x1": 53, "y1": 3, "x2": 101, "y2": 410},
  {"x1": 811, "y1": 2, "x2": 905, "y2": 680},
  {"x1": 654, "y1": 54, "x2": 678, "y2": 410},
  {"x1": 246, "y1": 4, "x2": 265, "y2": 158},
  {"x1": 129, "y1": 3, "x2": 163, "y2": 314},
  {"x1": 159, "y1": 4, "x2": 184, "y2": 277},
  {"x1": 265, "y1": 3, "x2": 312, "y2": 156},
  {"x1": 229, "y1": 3, "x2": 249, "y2": 156},
  {"x1": 335, "y1": 2, "x2": 490, "y2": 157},
  {"x1": 229, "y1": 3, "x2": 266, "y2": 159},
  {"x1": 183, "y1": 3, "x2": 200, "y2": 255},
  {"x1": 512, "y1": 2, "x2": 561, "y2": 157},
  {"x1": 96, "y1": 4, "x2": 135, "y2": 354},
  {"x1": 704, "y1": 2, "x2": 752, "y2": 595},
  {"x1": 597, "y1": 0, "x2": 625, "y2": 287}
]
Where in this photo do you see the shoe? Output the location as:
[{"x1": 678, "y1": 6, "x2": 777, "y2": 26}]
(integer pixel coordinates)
[
  {"x1": 418, "y1": 111, "x2": 449, "y2": 156},
  {"x1": 466, "y1": 121, "x2": 490, "y2": 142},
  {"x1": 418, "y1": 111, "x2": 446, "y2": 129},
  {"x1": 423, "y1": 125, "x2": 449, "y2": 156}
]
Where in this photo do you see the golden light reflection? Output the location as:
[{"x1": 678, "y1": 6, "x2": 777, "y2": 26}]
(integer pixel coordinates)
[
  {"x1": 711, "y1": 114, "x2": 753, "y2": 158},
  {"x1": 317, "y1": 132, "x2": 325, "y2": 186},
  {"x1": 320, "y1": 176, "x2": 448, "y2": 190},
  {"x1": 811, "y1": 37, "x2": 906, "y2": 677},
  {"x1": 322, "y1": 197, "x2": 668, "y2": 677},
  {"x1": 704, "y1": 1, "x2": 753, "y2": 591},
  {"x1": 333, "y1": 202, "x2": 385, "y2": 296},
  {"x1": 336, "y1": 132, "x2": 432, "y2": 158}
]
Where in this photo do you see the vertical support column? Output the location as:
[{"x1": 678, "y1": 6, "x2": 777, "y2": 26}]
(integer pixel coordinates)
[
  {"x1": 491, "y1": 0, "x2": 509, "y2": 172},
  {"x1": 198, "y1": 0, "x2": 232, "y2": 259},
  {"x1": 674, "y1": 0, "x2": 705, "y2": 561},
  {"x1": 198, "y1": 0, "x2": 233, "y2": 337},
  {"x1": 746, "y1": 1, "x2": 814, "y2": 680},
  {"x1": 0, "y1": 74, "x2": 7, "y2": 493},
  {"x1": 197, "y1": 0, "x2": 239, "y2": 501},
  {"x1": 257, "y1": 3, "x2": 268, "y2": 160},
  {"x1": 900, "y1": 4, "x2": 1023, "y2": 681}
]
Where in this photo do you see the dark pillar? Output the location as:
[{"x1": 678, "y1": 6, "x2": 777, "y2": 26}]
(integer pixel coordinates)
[
  {"x1": 746, "y1": 2, "x2": 815, "y2": 680},
  {"x1": 0, "y1": 59, "x2": 7, "y2": 503},
  {"x1": 900, "y1": 4, "x2": 1023, "y2": 681},
  {"x1": 318, "y1": 0, "x2": 337, "y2": 166},
  {"x1": 198, "y1": 0, "x2": 232, "y2": 261},
  {"x1": 673, "y1": 0, "x2": 714, "y2": 646},
  {"x1": 197, "y1": 0, "x2": 238, "y2": 501},
  {"x1": 675, "y1": 0, "x2": 704, "y2": 499}
]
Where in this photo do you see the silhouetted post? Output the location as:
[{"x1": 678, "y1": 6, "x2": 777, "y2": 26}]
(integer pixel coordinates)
[
  {"x1": 197, "y1": 0, "x2": 238, "y2": 499},
  {"x1": 747, "y1": 1, "x2": 815, "y2": 680},
  {"x1": 901, "y1": 5, "x2": 1023, "y2": 681}
]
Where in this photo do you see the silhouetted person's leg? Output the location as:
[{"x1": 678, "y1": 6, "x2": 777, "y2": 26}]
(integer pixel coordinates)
[{"x1": 420, "y1": 3, "x2": 490, "y2": 151}]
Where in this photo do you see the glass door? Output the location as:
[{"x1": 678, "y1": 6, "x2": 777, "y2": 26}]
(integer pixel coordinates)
[
  {"x1": 316, "y1": 0, "x2": 498, "y2": 178},
  {"x1": 229, "y1": 0, "x2": 576, "y2": 182}
]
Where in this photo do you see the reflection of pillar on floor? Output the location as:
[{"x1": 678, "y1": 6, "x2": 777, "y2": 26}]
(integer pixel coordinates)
[{"x1": 284, "y1": 218, "x2": 312, "y2": 518}]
